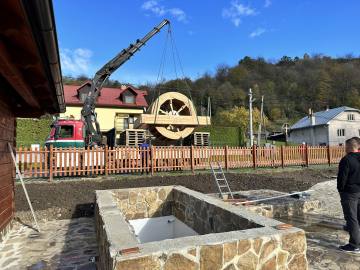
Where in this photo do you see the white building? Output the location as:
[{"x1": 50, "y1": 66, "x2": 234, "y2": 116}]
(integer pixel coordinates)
[{"x1": 289, "y1": 106, "x2": 360, "y2": 146}]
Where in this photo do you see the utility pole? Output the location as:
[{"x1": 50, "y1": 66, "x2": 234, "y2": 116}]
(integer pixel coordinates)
[
  {"x1": 257, "y1": 95, "x2": 264, "y2": 146},
  {"x1": 249, "y1": 88, "x2": 254, "y2": 147},
  {"x1": 282, "y1": 123, "x2": 289, "y2": 145}
]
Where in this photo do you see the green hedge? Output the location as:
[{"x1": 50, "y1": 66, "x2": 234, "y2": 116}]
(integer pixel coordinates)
[
  {"x1": 196, "y1": 126, "x2": 244, "y2": 146},
  {"x1": 16, "y1": 117, "x2": 53, "y2": 147},
  {"x1": 16, "y1": 118, "x2": 244, "y2": 147}
]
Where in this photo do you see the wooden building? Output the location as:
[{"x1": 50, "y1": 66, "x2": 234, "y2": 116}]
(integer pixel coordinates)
[{"x1": 0, "y1": 0, "x2": 64, "y2": 240}]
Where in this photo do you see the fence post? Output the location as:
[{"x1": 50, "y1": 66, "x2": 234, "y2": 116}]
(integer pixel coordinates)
[
  {"x1": 151, "y1": 146, "x2": 155, "y2": 176},
  {"x1": 104, "y1": 146, "x2": 108, "y2": 175},
  {"x1": 327, "y1": 145, "x2": 331, "y2": 166},
  {"x1": 191, "y1": 146, "x2": 195, "y2": 174},
  {"x1": 305, "y1": 144, "x2": 309, "y2": 167},
  {"x1": 280, "y1": 145, "x2": 284, "y2": 168},
  {"x1": 225, "y1": 146, "x2": 229, "y2": 171},
  {"x1": 252, "y1": 144, "x2": 257, "y2": 169},
  {"x1": 49, "y1": 145, "x2": 53, "y2": 182}
]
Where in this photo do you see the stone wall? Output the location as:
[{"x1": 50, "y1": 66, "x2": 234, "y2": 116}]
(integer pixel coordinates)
[
  {"x1": 113, "y1": 186, "x2": 261, "y2": 235},
  {"x1": 173, "y1": 189, "x2": 261, "y2": 234},
  {"x1": 114, "y1": 231, "x2": 307, "y2": 270},
  {"x1": 113, "y1": 186, "x2": 173, "y2": 220},
  {"x1": 96, "y1": 186, "x2": 308, "y2": 270},
  {"x1": 245, "y1": 200, "x2": 321, "y2": 219}
]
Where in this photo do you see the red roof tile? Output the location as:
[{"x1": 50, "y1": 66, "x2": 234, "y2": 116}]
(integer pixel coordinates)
[{"x1": 64, "y1": 83, "x2": 148, "y2": 108}]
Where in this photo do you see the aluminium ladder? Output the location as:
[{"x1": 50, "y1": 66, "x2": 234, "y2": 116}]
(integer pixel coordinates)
[{"x1": 210, "y1": 162, "x2": 233, "y2": 199}]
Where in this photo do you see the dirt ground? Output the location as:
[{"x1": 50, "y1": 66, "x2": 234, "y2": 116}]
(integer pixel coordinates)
[{"x1": 15, "y1": 167, "x2": 337, "y2": 222}]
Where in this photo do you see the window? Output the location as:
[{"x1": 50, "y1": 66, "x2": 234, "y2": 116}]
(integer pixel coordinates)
[
  {"x1": 77, "y1": 84, "x2": 92, "y2": 102},
  {"x1": 122, "y1": 90, "x2": 135, "y2": 104},
  {"x1": 128, "y1": 116, "x2": 135, "y2": 124},
  {"x1": 57, "y1": 125, "x2": 74, "y2": 138},
  {"x1": 124, "y1": 118, "x2": 129, "y2": 129},
  {"x1": 79, "y1": 93, "x2": 88, "y2": 102},
  {"x1": 337, "y1": 129, "x2": 345, "y2": 137},
  {"x1": 348, "y1": 114, "x2": 355, "y2": 121}
]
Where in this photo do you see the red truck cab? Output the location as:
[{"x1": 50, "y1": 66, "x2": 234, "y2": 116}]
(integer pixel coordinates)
[{"x1": 45, "y1": 119, "x2": 85, "y2": 148}]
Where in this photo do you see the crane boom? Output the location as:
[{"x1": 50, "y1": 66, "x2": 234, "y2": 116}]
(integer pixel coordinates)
[{"x1": 81, "y1": 19, "x2": 170, "y2": 146}]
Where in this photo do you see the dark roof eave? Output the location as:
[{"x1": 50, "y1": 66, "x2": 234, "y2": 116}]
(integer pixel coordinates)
[
  {"x1": 290, "y1": 123, "x2": 328, "y2": 131},
  {"x1": 66, "y1": 103, "x2": 147, "y2": 109},
  {"x1": 21, "y1": 0, "x2": 65, "y2": 114}
]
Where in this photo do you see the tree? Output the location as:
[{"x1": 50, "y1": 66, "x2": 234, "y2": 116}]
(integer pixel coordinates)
[
  {"x1": 315, "y1": 70, "x2": 332, "y2": 109},
  {"x1": 215, "y1": 106, "x2": 266, "y2": 134}
]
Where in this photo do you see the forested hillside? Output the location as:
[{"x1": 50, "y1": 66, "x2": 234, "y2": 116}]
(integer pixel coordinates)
[{"x1": 64, "y1": 54, "x2": 360, "y2": 129}]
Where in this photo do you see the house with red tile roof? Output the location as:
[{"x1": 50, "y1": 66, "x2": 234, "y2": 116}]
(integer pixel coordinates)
[{"x1": 60, "y1": 82, "x2": 148, "y2": 134}]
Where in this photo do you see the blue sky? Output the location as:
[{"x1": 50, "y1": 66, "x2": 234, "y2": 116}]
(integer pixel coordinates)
[{"x1": 54, "y1": 0, "x2": 360, "y2": 86}]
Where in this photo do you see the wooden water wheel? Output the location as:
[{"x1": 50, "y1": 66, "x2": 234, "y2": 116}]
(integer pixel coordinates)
[{"x1": 135, "y1": 92, "x2": 210, "y2": 140}]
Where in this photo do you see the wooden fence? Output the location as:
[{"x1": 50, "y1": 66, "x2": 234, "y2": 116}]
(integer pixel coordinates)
[{"x1": 15, "y1": 145, "x2": 345, "y2": 180}]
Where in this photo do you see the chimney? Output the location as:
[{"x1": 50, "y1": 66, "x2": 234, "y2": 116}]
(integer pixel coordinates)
[{"x1": 309, "y1": 108, "x2": 315, "y2": 126}]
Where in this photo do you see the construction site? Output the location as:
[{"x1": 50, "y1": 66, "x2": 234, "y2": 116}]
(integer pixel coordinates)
[{"x1": 1, "y1": 1, "x2": 360, "y2": 270}]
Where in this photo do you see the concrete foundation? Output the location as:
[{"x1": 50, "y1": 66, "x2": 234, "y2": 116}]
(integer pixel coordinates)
[
  {"x1": 129, "y1": 215, "x2": 198, "y2": 243},
  {"x1": 95, "y1": 186, "x2": 308, "y2": 270}
]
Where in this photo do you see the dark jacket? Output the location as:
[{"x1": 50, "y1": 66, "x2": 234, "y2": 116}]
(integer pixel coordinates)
[{"x1": 337, "y1": 152, "x2": 360, "y2": 193}]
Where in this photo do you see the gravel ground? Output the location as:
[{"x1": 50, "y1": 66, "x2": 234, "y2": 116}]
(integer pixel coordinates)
[{"x1": 15, "y1": 167, "x2": 337, "y2": 223}]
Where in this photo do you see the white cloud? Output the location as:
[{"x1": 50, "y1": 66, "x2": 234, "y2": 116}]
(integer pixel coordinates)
[
  {"x1": 60, "y1": 48, "x2": 93, "y2": 75},
  {"x1": 222, "y1": 1, "x2": 258, "y2": 27},
  {"x1": 249, "y1": 28, "x2": 266, "y2": 38},
  {"x1": 141, "y1": 1, "x2": 188, "y2": 23},
  {"x1": 264, "y1": 0, "x2": 272, "y2": 8}
]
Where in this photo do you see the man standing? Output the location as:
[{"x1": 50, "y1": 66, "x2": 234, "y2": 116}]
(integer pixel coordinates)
[{"x1": 337, "y1": 137, "x2": 360, "y2": 253}]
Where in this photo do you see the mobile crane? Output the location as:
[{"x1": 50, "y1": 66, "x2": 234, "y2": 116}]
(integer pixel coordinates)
[{"x1": 46, "y1": 19, "x2": 170, "y2": 148}]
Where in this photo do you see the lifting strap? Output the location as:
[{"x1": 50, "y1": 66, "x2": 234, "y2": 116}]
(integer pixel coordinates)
[{"x1": 151, "y1": 25, "x2": 200, "y2": 127}]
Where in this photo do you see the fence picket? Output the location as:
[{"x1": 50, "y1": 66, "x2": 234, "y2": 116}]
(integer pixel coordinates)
[{"x1": 14, "y1": 145, "x2": 345, "y2": 180}]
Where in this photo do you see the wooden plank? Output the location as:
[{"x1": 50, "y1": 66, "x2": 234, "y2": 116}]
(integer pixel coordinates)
[
  {"x1": 136, "y1": 114, "x2": 210, "y2": 127},
  {"x1": 0, "y1": 163, "x2": 12, "y2": 177},
  {"x1": 0, "y1": 207, "x2": 13, "y2": 231},
  {"x1": 0, "y1": 184, "x2": 13, "y2": 200},
  {"x1": 0, "y1": 194, "x2": 13, "y2": 214},
  {"x1": 0, "y1": 172, "x2": 12, "y2": 189}
]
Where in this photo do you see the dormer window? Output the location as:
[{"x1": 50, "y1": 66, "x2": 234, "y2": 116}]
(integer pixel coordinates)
[
  {"x1": 79, "y1": 92, "x2": 88, "y2": 102},
  {"x1": 122, "y1": 89, "x2": 136, "y2": 104},
  {"x1": 77, "y1": 83, "x2": 92, "y2": 102},
  {"x1": 348, "y1": 114, "x2": 355, "y2": 121}
]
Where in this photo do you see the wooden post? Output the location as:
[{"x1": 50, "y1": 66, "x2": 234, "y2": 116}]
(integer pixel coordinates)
[
  {"x1": 49, "y1": 145, "x2": 53, "y2": 182},
  {"x1": 191, "y1": 146, "x2": 195, "y2": 174},
  {"x1": 305, "y1": 144, "x2": 309, "y2": 167},
  {"x1": 327, "y1": 145, "x2": 331, "y2": 166},
  {"x1": 225, "y1": 146, "x2": 229, "y2": 171},
  {"x1": 280, "y1": 145, "x2": 284, "y2": 168},
  {"x1": 150, "y1": 146, "x2": 155, "y2": 176},
  {"x1": 252, "y1": 144, "x2": 257, "y2": 169},
  {"x1": 104, "y1": 146, "x2": 108, "y2": 175}
]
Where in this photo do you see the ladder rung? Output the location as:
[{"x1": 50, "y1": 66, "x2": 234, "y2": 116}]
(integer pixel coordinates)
[
  {"x1": 219, "y1": 185, "x2": 229, "y2": 188},
  {"x1": 216, "y1": 178, "x2": 226, "y2": 181}
]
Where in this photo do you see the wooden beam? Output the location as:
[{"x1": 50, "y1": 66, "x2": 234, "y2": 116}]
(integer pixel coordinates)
[
  {"x1": 135, "y1": 114, "x2": 211, "y2": 128},
  {"x1": 0, "y1": 41, "x2": 40, "y2": 109}
]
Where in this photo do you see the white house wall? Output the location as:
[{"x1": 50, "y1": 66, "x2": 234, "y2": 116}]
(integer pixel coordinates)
[
  {"x1": 328, "y1": 111, "x2": 360, "y2": 145},
  {"x1": 289, "y1": 125, "x2": 329, "y2": 146},
  {"x1": 289, "y1": 110, "x2": 360, "y2": 146}
]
